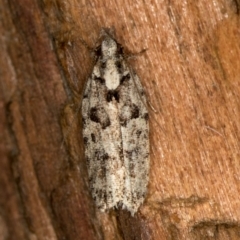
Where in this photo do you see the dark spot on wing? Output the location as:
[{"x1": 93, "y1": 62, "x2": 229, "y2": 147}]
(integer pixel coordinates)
[
  {"x1": 93, "y1": 150, "x2": 109, "y2": 164},
  {"x1": 136, "y1": 130, "x2": 142, "y2": 137},
  {"x1": 143, "y1": 113, "x2": 149, "y2": 121},
  {"x1": 106, "y1": 90, "x2": 120, "y2": 102},
  {"x1": 89, "y1": 107, "x2": 110, "y2": 129},
  {"x1": 117, "y1": 43, "x2": 124, "y2": 55},
  {"x1": 100, "y1": 61, "x2": 106, "y2": 69},
  {"x1": 91, "y1": 133, "x2": 96, "y2": 142},
  {"x1": 102, "y1": 153, "x2": 109, "y2": 161},
  {"x1": 90, "y1": 107, "x2": 99, "y2": 123},
  {"x1": 94, "y1": 76, "x2": 105, "y2": 84},
  {"x1": 119, "y1": 103, "x2": 140, "y2": 126},
  {"x1": 115, "y1": 60, "x2": 123, "y2": 73},
  {"x1": 126, "y1": 149, "x2": 139, "y2": 160},
  {"x1": 131, "y1": 104, "x2": 140, "y2": 119},
  {"x1": 115, "y1": 61, "x2": 122, "y2": 69},
  {"x1": 120, "y1": 73, "x2": 130, "y2": 85},
  {"x1": 82, "y1": 117, "x2": 86, "y2": 125},
  {"x1": 83, "y1": 137, "x2": 88, "y2": 144},
  {"x1": 85, "y1": 156, "x2": 90, "y2": 167},
  {"x1": 94, "y1": 45, "x2": 102, "y2": 57}
]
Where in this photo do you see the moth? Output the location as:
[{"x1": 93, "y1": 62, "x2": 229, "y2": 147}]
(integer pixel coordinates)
[{"x1": 82, "y1": 29, "x2": 149, "y2": 215}]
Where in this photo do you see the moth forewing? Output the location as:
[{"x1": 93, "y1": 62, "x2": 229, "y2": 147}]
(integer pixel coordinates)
[{"x1": 82, "y1": 30, "x2": 149, "y2": 215}]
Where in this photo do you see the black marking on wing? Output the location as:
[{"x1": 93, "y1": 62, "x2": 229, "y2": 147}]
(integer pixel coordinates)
[
  {"x1": 94, "y1": 76, "x2": 105, "y2": 84},
  {"x1": 89, "y1": 107, "x2": 111, "y2": 129},
  {"x1": 100, "y1": 61, "x2": 107, "y2": 69},
  {"x1": 115, "y1": 60, "x2": 123, "y2": 74},
  {"x1": 83, "y1": 137, "x2": 88, "y2": 145},
  {"x1": 106, "y1": 90, "x2": 120, "y2": 102},
  {"x1": 120, "y1": 73, "x2": 131, "y2": 85},
  {"x1": 131, "y1": 104, "x2": 140, "y2": 119},
  {"x1": 119, "y1": 103, "x2": 140, "y2": 127},
  {"x1": 91, "y1": 133, "x2": 96, "y2": 143},
  {"x1": 143, "y1": 113, "x2": 149, "y2": 121}
]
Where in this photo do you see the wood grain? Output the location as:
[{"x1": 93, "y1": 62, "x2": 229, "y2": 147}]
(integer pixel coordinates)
[{"x1": 0, "y1": 0, "x2": 239, "y2": 239}]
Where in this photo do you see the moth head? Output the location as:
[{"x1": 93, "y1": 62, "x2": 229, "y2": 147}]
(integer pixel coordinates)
[{"x1": 101, "y1": 36, "x2": 118, "y2": 58}]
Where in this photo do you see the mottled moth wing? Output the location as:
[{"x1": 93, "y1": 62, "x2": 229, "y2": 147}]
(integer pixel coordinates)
[
  {"x1": 119, "y1": 69, "x2": 149, "y2": 214},
  {"x1": 82, "y1": 32, "x2": 149, "y2": 215}
]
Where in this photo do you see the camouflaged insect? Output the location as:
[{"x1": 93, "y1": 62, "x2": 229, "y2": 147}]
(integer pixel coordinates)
[{"x1": 82, "y1": 29, "x2": 149, "y2": 215}]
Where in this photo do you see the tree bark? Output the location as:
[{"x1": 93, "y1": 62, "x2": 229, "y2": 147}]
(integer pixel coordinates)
[{"x1": 0, "y1": 0, "x2": 240, "y2": 239}]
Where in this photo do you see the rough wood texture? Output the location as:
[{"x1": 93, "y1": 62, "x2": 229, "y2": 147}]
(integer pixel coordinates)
[{"x1": 0, "y1": 0, "x2": 240, "y2": 239}]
